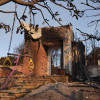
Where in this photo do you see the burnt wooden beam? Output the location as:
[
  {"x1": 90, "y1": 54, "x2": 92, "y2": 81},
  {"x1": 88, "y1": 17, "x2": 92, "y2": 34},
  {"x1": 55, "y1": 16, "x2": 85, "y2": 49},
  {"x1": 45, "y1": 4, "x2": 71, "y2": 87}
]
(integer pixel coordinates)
[
  {"x1": 7, "y1": 53, "x2": 31, "y2": 57},
  {"x1": 43, "y1": 41, "x2": 62, "y2": 46}
]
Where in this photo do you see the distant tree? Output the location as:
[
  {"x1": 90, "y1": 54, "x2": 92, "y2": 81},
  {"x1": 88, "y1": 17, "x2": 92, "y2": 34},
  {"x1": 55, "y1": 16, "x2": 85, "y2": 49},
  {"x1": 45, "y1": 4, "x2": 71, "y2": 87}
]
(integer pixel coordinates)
[
  {"x1": 13, "y1": 41, "x2": 24, "y2": 55},
  {"x1": 86, "y1": 47, "x2": 100, "y2": 66},
  {"x1": 13, "y1": 41, "x2": 24, "y2": 64}
]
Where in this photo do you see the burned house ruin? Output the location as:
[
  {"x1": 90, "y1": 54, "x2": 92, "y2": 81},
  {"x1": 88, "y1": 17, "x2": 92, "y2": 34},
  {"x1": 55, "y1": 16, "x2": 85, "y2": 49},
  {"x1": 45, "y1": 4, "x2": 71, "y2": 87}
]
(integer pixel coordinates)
[{"x1": 19, "y1": 22, "x2": 85, "y2": 78}]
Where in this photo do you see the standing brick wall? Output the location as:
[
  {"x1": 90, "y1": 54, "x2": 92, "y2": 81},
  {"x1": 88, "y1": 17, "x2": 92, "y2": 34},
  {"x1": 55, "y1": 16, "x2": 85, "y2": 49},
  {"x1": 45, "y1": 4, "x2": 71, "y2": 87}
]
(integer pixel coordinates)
[
  {"x1": 22, "y1": 35, "x2": 48, "y2": 76},
  {"x1": 22, "y1": 25, "x2": 74, "y2": 76},
  {"x1": 31, "y1": 41, "x2": 48, "y2": 76}
]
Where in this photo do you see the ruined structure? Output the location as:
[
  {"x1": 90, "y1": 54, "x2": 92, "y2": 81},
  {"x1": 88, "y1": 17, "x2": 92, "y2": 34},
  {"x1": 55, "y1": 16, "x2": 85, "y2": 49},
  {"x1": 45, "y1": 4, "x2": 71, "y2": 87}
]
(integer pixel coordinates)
[
  {"x1": 86, "y1": 47, "x2": 100, "y2": 79},
  {"x1": 19, "y1": 23, "x2": 85, "y2": 77},
  {"x1": 72, "y1": 42, "x2": 86, "y2": 80},
  {"x1": 86, "y1": 47, "x2": 100, "y2": 66}
]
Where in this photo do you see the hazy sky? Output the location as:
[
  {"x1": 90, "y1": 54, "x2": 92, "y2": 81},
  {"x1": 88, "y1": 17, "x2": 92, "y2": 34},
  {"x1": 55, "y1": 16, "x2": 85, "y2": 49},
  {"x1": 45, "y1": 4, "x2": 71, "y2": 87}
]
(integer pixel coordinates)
[{"x1": 0, "y1": 0, "x2": 100, "y2": 57}]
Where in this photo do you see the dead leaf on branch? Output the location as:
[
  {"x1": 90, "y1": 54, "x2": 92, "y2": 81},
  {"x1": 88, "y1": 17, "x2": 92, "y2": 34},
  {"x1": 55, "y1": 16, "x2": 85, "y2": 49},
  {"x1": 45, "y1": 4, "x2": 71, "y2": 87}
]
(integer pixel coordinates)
[
  {"x1": 16, "y1": 26, "x2": 24, "y2": 34},
  {"x1": 59, "y1": 18, "x2": 63, "y2": 21},
  {"x1": 42, "y1": 19, "x2": 49, "y2": 25},
  {"x1": 55, "y1": 12, "x2": 59, "y2": 16},
  {"x1": 0, "y1": 22, "x2": 11, "y2": 33}
]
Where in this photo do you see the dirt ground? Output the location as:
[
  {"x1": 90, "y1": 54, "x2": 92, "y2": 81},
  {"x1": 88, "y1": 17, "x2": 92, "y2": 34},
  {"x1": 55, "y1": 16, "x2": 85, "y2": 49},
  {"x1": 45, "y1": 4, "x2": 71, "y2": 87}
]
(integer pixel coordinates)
[{"x1": 19, "y1": 82, "x2": 100, "y2": 100}]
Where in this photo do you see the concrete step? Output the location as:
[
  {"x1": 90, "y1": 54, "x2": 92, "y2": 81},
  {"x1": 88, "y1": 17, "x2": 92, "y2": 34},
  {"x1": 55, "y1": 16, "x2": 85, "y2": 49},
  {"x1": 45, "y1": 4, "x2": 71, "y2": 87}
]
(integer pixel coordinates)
[
  {"x1": 0, "y1": 96, "x2": 15, "y2": 100},
  {"x1": 15, "y1": 76, "x2": 51, "y2": 81},
  {"x1": 9, "y1": 85, "x2": 39, "y2": 91},
  {"x1": 0, "y1": 90, "x2": 27, "y2": 93},
  {"x1": 9, "y1": 87, "x2": 27, "y2": 91},
  {"x1": 15, "y1": 81, "x2": 45, "y2": 86},
  {"x1": 15, "y1": 80, "x2": 46, "y2": 84},
  {"x1": 15, "y1": 78, "x2": 33, "y2": 81},
  {"x1": 68, "y1": 82, "x2": 91, "y2": 87},
  {"x1": 0, "y1": 90, "x2": 29, "y2": 98},
  {"x1": 17, "y1": 85, "x2": 39, "y2": 88},
  {"x1": 0, "y1": 75, "x2": 68, "y2": 100},
  {"x1": 0, "y1": 92, "x2": 8, "y2": 96},
  {"x1": 15, "y1": 81, "x2": 46, "y2": 85},
  {"x1": 10, "y1": 92, "x2": 27, "y2": 98},
  {"x1": 15, "y1": 79, "x2": 51, "y2": 83}
]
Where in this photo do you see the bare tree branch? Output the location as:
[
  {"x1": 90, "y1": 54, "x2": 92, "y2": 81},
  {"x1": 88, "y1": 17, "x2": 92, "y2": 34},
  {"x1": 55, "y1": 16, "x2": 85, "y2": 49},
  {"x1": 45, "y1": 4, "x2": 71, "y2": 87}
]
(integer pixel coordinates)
[
  {"x1": 87, "y1": 19, "x2": 100, "y2": 27},
  {"x1": 50, "y1": 0, "x2": 73, "y2": 10},
  {"x1": 90, "y1": 0, "x2": 100, "y2": 3},
  {"x1": 0, "y1": 0, "x2": 100, "y2": 39},
  {"x1": 81, "y1": 2, "x2": 100, "y2": 10},
  {"x1": 0, "y1": 10, "x2": 15, "y2": 13},
  {"x1": 86, "y1": 13, "x2": 100, "y2": 17},
  {"x1": 82, "y1": 37, "x2": 90, "y2": 41},
  {"x1": 0, "y1": 0, "x2": 44, "y2": 6},
  {"x1": 76, "y1": 28, "x2": 100, "y2": 41},
  {"x1": 33, "y1": 6, "x2": 51, "y2": 27},
  {"x1": 12, "y1": 0, "x2": 35, "y2": 6},
  {"x1": 0, "y1": 9, "x2": 21, "y2": 24},
  {"x1": 37, "y1": 3, "x2": 63, "y2": 26},
  {"x1": 0, "y1": 0, "x2": 10, "y2": 6}
]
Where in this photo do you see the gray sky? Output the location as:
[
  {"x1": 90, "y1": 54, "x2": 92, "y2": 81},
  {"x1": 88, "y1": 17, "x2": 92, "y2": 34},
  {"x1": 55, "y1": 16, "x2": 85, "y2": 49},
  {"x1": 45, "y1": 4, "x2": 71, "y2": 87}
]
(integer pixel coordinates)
[{"x1": 0, "y1": 0, "x2": 100, "y2": 57}]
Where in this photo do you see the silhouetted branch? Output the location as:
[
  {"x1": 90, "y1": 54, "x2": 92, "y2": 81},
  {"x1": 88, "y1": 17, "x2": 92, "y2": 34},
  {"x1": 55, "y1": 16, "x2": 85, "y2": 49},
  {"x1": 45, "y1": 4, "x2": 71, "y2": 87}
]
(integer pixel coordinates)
[
  {"x1": 13, "y1": 0, "x2": 35, "y2": 6},
  {"x1": 81, "y1": 2, "x2": 100, "y2": 10},
  {"x1": 0, "y1": 0, "x2": 10, "y2": 6},
  {"x1": 37, "y1": 3, "x2": 63, "y2": 26},
  {"x1": 76, "y1": 28, "x2": 100, "y2": 41},
  {"x1": 86, "y1": 13, "x2": 100, "y2": 17},
  {"x1": 88, "y1": 19, "x2": 100, "y2": 27},
  {"x1": 50, "y1": 0, "x2": 73, "y2": 10},
  {"x1": 34, "y1": 6, "x2": 51, "y2": 27},
  {"x1": 0, "y1": 10, "x2": 21, "y2": 25},
  {"x1": 0, "y1": 10, "x2": 15, "y2": 13}
]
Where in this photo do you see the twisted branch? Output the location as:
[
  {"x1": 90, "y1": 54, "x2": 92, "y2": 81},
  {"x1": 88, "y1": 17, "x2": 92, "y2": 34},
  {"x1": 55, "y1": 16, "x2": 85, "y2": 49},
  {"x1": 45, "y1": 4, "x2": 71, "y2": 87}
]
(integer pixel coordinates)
[
  {"x1": 0, "y1": 0, "x2": 10, "y2": 6},
  {"x1": 37, "y1": 3, "x2": 63, "y2": 26},
  {"x1": 50, "y1": 0, "x2": 73, "y2": 11},
  {"x1": 77, "y1": 28, "x2": 100, "y2": 41},
  {"x1": 34, "y1": 6, "x2": 51, "y2": 27}
]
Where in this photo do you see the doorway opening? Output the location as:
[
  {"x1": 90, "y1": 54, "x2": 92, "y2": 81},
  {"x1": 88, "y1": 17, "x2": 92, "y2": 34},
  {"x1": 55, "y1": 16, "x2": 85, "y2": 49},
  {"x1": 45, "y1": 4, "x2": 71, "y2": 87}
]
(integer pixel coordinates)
[{"x1": 48, "y1": 41, "x2": 63, "y2": 75}]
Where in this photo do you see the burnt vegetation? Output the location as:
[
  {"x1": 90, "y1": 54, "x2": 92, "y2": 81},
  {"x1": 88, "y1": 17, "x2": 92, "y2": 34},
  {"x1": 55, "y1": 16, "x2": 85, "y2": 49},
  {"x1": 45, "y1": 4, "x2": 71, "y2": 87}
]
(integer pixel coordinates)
[{"x1": 0, "y1": 0, "x2": 99, "y2": 41}]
